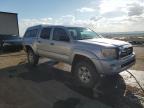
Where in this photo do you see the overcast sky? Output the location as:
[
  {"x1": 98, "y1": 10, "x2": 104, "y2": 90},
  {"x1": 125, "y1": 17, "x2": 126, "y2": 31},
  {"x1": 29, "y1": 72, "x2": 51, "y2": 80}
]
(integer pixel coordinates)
[{"x1": 0, "y1": 0, "x2": 144, "y2": 36}]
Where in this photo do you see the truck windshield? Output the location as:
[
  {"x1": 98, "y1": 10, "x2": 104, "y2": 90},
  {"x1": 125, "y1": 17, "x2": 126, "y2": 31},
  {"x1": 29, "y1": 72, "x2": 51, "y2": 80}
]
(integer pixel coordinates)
[{"x1": 67, "y1": 27, "x2": 101, "y2": 40}]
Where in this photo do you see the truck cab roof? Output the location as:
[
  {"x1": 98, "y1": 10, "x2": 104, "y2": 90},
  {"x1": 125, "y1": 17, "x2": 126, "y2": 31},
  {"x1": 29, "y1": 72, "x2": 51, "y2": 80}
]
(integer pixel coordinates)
[{"x1": 26, "y1": 24, "x2": 84, "y2": 30}]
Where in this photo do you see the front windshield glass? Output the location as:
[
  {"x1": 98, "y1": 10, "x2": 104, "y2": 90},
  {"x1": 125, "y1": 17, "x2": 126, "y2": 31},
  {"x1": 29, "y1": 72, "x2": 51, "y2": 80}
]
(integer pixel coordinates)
[{"x1": 67, "y1": 27, "x2": 101, "y2": 40}]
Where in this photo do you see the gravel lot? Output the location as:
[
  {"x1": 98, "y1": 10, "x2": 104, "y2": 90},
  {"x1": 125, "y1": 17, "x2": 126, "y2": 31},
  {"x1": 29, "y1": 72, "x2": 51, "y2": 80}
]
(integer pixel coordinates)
[
  {"x1": 0, "y1": 47, "x2": 144, "y2": 108},
  {"x1": 131, "y1": 46, "x2": 144, "y2": 71}
]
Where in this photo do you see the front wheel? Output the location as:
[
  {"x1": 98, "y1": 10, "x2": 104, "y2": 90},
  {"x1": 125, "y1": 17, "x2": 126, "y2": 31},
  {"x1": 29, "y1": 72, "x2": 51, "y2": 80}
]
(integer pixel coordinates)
[
  {"x1": 27, "y1": 49, "x2": 39, "y2": 66},
  {"x1": 73, "y1": 60, "x2": 100, "y2": 88}
]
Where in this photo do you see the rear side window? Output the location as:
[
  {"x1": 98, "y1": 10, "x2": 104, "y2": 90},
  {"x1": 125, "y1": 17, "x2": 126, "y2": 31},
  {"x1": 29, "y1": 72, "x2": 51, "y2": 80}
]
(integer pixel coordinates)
[
  {"x1": 40, "y1": 28, "x2": 52, "y2": 39},
  {"x1": 24, "y1": 29, "x2": 38, "y2": 37},
  {"x1": 24, "y1": 30, "x2": 30, "y2": 37},
  {"x1": 31, "y1": 29, "x2": 38, "y2": 37}
]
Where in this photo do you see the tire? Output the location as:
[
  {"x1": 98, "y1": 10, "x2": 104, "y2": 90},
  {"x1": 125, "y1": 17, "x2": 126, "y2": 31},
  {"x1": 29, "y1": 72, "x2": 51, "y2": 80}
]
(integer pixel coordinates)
[
  {"x1": 27, "y1": 49, "x2": 39, "y2": 66},
  {"x1": 73, "y1": 59, "x2": 100, "y2": 88}
]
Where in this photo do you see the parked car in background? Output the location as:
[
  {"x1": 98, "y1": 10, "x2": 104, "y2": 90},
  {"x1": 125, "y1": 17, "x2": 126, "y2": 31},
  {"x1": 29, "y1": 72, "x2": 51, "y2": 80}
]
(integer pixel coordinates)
[
  {"x1": 0, "y1": 12, "x2": 20, "y2": 52},
  {"x1": 3, "y1": 36, "x2": 23, "y2": 51},
  {"x1": 129, "y1": 41, "x2": 144, "y2": 45}
]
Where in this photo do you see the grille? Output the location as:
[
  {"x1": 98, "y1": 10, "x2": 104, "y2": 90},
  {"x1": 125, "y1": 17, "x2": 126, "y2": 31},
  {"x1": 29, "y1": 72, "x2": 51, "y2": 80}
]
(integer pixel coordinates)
[{"x1": 119, "y1": 47, "x2": 133, "y2": 58}]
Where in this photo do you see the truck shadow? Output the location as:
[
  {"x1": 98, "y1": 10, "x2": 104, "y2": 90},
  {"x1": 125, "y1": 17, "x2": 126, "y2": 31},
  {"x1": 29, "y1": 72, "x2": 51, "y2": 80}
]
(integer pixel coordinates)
[{"x1": 0, "y1": 61, "x2": 143, "y2": 108}]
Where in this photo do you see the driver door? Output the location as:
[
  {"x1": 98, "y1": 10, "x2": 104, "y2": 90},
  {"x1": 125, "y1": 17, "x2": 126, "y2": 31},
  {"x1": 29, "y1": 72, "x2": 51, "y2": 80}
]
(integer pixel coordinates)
[{"x1": 48, "y1": 27, "x2": 72, "y2": 63}]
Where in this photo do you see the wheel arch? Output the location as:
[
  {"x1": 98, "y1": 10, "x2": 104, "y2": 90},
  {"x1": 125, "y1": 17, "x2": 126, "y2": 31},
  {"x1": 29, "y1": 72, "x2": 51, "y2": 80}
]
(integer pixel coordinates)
[
  {"x1": 71, "y1": 54, "x2": 98, "y2": 75},
  {"x1": 24, "y1": 45, "x2": 33, "y2": 52},
  {"x1": 70, "y1": 49, "x2": 98, "y2": 64}
]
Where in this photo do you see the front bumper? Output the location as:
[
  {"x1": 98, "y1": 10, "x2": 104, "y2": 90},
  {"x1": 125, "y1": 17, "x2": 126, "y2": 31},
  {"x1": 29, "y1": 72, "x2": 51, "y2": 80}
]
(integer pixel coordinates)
[{"x1": 92, "y1": 53, "x2": 136, "y2": 75}]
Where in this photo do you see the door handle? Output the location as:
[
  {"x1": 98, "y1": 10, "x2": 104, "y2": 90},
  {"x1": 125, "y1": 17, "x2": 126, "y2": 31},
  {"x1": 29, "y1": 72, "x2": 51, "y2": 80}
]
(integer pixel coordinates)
[{"x1": 50, "y1": 43, "x2": 54, "y2": 45}]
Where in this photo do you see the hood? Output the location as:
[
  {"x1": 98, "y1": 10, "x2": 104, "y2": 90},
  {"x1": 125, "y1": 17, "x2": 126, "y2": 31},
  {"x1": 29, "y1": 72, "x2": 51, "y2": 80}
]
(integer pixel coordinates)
[{"x1": 76, "y1": 38, "x2": 129, "y2": 47}]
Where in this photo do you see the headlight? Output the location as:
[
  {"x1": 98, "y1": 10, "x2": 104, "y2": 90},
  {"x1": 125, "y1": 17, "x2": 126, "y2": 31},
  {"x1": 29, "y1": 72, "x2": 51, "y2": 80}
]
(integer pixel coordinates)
[{"x1": 101, "y1": 48, "x2": 117, "y2": 59}]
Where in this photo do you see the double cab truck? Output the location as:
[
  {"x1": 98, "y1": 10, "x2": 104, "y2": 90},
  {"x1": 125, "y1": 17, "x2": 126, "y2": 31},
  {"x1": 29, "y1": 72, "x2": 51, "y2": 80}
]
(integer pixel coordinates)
[{"x1": 23, "y1": 25, "x2": 135, "y2": 88}]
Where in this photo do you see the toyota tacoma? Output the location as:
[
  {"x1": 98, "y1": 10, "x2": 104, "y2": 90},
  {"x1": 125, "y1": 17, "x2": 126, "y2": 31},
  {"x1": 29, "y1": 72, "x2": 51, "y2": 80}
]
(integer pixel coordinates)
[{"x1": 23, "y1": 25, "x2": 135, "y2": 88}]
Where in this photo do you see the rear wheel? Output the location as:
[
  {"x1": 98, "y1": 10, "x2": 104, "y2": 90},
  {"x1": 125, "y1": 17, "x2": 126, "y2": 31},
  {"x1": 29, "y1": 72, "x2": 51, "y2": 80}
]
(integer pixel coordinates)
[
  {"x1": 27, "y1": 49, "x2": 39, "y2": 66},
  {"x1": 73, "y1": 59, "x2": 100, "y2": 88}
]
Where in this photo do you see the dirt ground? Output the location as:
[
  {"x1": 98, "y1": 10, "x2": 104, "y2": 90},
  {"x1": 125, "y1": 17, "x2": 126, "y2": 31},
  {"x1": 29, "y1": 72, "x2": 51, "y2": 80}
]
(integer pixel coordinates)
[
  {"x1": 131, "y1": 46, "x2": 144, "y2": 71},
  {"x1": 0, "y1": 47, "x2": 144, "y2": 108}
]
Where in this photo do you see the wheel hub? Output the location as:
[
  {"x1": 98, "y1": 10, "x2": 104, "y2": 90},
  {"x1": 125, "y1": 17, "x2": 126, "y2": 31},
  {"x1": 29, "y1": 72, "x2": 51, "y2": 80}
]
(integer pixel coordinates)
[{"x1": 78, "y1": 66, "x2": 91, "y2": 83}]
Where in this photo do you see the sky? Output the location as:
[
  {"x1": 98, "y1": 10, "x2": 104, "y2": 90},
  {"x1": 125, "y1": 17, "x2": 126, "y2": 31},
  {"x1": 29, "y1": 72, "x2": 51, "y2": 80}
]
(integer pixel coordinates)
[{"x1": 0, "y1": 0, "x2": 144, "y2": 36}]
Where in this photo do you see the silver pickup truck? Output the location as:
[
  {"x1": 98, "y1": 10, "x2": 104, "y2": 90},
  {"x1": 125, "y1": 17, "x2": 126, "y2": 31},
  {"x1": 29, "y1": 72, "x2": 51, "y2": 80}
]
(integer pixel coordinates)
[{"x1": 23, "y1": 25, "x2": 135, "y2": 88}]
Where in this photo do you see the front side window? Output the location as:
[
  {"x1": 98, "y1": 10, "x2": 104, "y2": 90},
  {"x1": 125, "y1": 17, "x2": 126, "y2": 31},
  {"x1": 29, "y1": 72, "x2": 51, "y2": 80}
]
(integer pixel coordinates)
[
  {"x1": 53, "y1": 28, "x2": 69, "y2": 42},
  {"x1": 40, "y1": 28, "x2": 51, "y2": 39}
]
